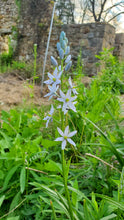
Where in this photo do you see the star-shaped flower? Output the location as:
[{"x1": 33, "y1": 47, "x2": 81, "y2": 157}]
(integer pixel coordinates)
[
  {"x1": 44, "y1": 67, "x2": 62, "y2": 86},
  {"x1": 43, "y1": 105, "x2": 54, "y2": 128},
  {"x1": 55, "y1": 126, "x2": 77, "y2": 150},
  {"x1": 68, "y1": 77, "x2": 78, "y2": 95},
  {"x1": 44, "y1": 83, "x2": 59, "y2": 100},
  {"x1": 57, "y1": 89, "x2": 77, "y2": 114}
]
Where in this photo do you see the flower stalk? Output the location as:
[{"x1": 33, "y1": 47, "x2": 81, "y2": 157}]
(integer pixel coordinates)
[{"x1": 43, "y1": 31, "x2": 78, "y2": 219}]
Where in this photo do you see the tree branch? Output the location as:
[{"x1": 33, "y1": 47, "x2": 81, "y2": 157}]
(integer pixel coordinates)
[{"x1": 107, "y1": 11, "x2": 124, "y2": 22}]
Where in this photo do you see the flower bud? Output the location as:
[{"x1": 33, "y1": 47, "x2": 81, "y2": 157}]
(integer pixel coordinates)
[
  {"x1": 51, "y1": 56, "x2": 58, "y2": 66},
  {"x1": 65, "y1": 55, "x2": 71, "y2": 64},
  {"x1": 60, "y1": 31, "x2": 66, "y2": 40},
  {"x1": 57, "y1": 42, "x2": 61, "y2": 52},
  {"x1": 65, "y1": 46, "x2": 70, "y2": 55},
  {"x1": 65, "y1": 60, "x2": 72, "y2": 71},
  {"x1": 61, "y1": 40, "x2": 67, "y2": 50},
  {"x1": 59, "y1": 48, "x2": 64, "y2": 60}
]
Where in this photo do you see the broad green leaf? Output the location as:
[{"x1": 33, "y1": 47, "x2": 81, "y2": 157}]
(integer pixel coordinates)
[
  {"x1": 42, "y1": 139, "x2": 58, "y2": 148},
  {"x1": 44, "y1": 160, "x2": 62, "y2": 174},
  {"x1": 1, "y1": 165, "x2": 20, "y2": 192},
  {"x1": 0, "y1": 195, "x2": 5, "y2": 207},
  {"x1": 0, "y1": 131, "x2": 11, "y2": 148},
  {"x1": 9, "y1": 192, "x2": 21, "y2": 214},
  {"x1": 20, "y1": 166, "x2": 26, "y2": 193}
]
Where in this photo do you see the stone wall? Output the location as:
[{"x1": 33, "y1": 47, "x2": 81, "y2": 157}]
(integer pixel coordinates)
[
  {"x1": 0, "y1": 0, "x2": 18, "y2": 53},
  {"x1": 0, "y1": 0, "x2": 124, "y2": 76},
  {"x1": 16, "y1": 22, "x2": 116, "y2": 75},
  {"x1": 15, "y1": 0, "x2": 53, "y2": 61},
  {"x1": 113, "y1": 33, "x2": 124, "y2": 61}
]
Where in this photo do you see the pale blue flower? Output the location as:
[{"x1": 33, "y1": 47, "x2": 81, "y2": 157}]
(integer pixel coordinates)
[
  {"x1": 61, "y1": 40, "x2": 66, "y2": 50},
  {"x1": 44, "y1": 67, "x2": 62, "y2": 86},
  {"x1": 64, "y1": 37, "x2": 68, "y2": 45},
  {"x1": 59, "y1": 48, "x2": 64, "y2": 60},
  {"x1": 51, "y1": 56, "x2": 58, "y2": 66},
  {"x1": 65, "y1": 55, "x2": 71, "y2": 64},
  {"x1": 60, "y1": 31, "x2": 66, "y2": 43},
  {"x1": 57, "y1": 42, "x2": 61, "y2": 52},
  {"x1": 44, "y1": 84, "x2": 59, "y2": 100},
  {"x1": 57, "y1": 89, "x2": 77, "y2": 114},
  {"x1": 65, "y1": 60, "x2": 72, "y2": 71},
  {"x1": 68, "y1": 77, "x2": 78, "y2": 95},
  {"x1": 43, "y1": 105, "x2": 54, "y2": 128},
  {"x1": 65, "y1": 46, "x2": 70, "y2": 55},
  {"x1": 55, "y1": 126, "x2": 77, "y2": 150}
]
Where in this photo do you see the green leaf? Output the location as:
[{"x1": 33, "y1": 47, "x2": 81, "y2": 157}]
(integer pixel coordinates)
[
  {"x1": 64, "y1": 158, "x2": 71, "y2": 182},
  {"x1": 0, "y1": 131, "x2": 11, "y2": 148},
  {"x1": 72, "y1": 179, "x2": 78, "y2": 208},
  {"x1": 9, "y1": 192, "x2": 21, "y2": 213},
  {"x1": 44, "y1": 160, "x2": 62, "y2": 174},
  {"x1": 0, "y1": 195, "x2": 5, "y2": 207},
  {"x1": 7, "y1": 216, "x2": 20, "y2": 220},
  {"x1": 100, "y1": 213, "x2": 117, "y2": 220},
  {"x1": 20, "y1": 166, "x2": 26, "y2": 194},
  {"x1": 42, "y1": 139, "x2": 58, "y2": 148},
  {"x1": 83, "y1": 116, "x2": 124, "y2": 167},
  {"x1": 33, "y1": 183, "x2": 70, "y2": 218},
  {"x1": 91, "y1": 192, "x2": 99, "y2": 213},
  {"x1": 96, "y1": 193, "x2": 124, "y2": 211},
  {"x1": 1, "y1": 165, "x2": 20, "y2": 192}
]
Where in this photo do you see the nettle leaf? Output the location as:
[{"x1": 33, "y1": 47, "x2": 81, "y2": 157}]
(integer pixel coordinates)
[
  {"x1": 44, "y1": 160, "x2": 62, "y2": 174},
  {"x1": 42, "y1": 139, "x2": 58, "y2": 148},
  {"x1": 22, "y1": 127, "x2": 35, "y2": 139},
  {"x1": 0, "y1": 131, "x2": 12, "y2": 149},
  {"x1": 20, "y1": 166, "x2": 26, "y2": 194}
]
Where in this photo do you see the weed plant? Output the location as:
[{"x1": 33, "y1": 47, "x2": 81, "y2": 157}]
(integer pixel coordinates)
[
  {"x1": 0, "y1": 33, "x2": 124, "y2": 219},
  {"x1": 96, "y1": 48, "x2": 124, "y2": 94}
]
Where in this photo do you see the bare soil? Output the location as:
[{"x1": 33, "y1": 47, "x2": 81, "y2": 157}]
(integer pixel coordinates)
[{"x1": 0, "y1": 72, "x2": 49, "y2": 112}]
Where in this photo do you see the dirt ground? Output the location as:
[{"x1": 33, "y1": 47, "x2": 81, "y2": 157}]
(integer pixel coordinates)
[
  {"x1": 0, "y1": 72, "x2": 124, "y2": 117},
  {"x1": 0, "y1": 72, "x2": 49, "y2": 111}
]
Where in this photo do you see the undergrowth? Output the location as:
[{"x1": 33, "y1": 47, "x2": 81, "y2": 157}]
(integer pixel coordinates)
[{"x1": 0, "y1": 38, "x2": 124, "y2": 219}]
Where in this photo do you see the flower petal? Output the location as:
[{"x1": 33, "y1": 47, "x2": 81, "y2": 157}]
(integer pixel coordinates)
[
  {"x1": 62, "y1": 140, "x2": 66, "y2": 150},
  {"x1": 67, "y1": 138, "x2": 76, "y2": 147},
  {"x1": 60, "y1": 90, "x2": 66, "y2": 99},
  {"x1": 68, "y1": 130, "x2": 77, "y2": 137},
  {"x1": 55, "y1": 137, "x2": 64, "y2": 142},
  {"x1": 64, "y1": 126, "x2": 69, "y2": 136},
  {"x1": 68, "y1": 102, "x2": 77, "y2": 112},
  {"x1": 57, "y1": 127, "x2": 64, "y2": 136}
]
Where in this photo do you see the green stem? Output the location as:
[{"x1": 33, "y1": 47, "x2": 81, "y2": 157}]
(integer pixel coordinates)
[
  {"x1": 60, "y1": 57, "x2": 74, "y2": 219},
  {"x1": 61, "y1": 150, "x2": 74, "y2": 220}
]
